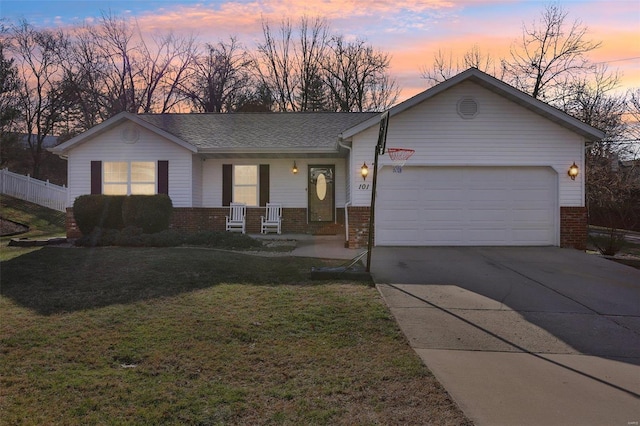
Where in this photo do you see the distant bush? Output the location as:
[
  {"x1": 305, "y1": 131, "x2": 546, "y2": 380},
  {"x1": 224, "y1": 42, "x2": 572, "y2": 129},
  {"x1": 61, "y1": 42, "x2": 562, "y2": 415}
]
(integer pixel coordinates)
[
  {"x1": 589, "y1": 229, "x2": 627, "y2": 256},
  {"x1": 73, "y1": 195, "x2": 125, "y2": 235},
  {"x1": 122, "y1": 195, "x2": 173, "y2": 234}
]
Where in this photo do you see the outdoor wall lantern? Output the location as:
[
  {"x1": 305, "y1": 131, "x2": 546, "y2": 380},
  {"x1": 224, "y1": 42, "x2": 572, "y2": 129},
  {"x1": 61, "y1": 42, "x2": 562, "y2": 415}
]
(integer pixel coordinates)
[
  {"x1": 361, "y1": 162, "x2": 369, "y2": 180},
  {"x1": 568, "y1": 162, "x2": 579, "y2": 180},
  {"x1": 292, "y1": 161, "x2": 298, "y2": 174}
]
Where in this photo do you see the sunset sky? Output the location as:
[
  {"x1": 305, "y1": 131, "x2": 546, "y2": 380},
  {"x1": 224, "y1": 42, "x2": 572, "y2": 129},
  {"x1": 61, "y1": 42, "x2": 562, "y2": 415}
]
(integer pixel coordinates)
[{"x1": 2, "y1": 0, "x2": 639, "y2": 102}]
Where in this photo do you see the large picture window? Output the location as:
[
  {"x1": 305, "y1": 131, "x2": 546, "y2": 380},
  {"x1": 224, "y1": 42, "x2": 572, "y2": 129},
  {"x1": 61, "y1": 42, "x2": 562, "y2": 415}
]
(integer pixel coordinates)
[
  {"x1": 233, "y1": 165, "x2": 258, "y2": 206},
  {"x1": 103, "y1": 161, "x2": 156, "y2": 195}
]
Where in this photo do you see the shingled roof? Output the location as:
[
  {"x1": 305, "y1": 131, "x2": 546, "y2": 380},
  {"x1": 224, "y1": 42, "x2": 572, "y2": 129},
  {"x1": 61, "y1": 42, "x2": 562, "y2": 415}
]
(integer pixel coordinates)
[
  {"x1": 137, "y1": 112, "x2": 378, "y2": 153},
  {"x1": 50, "y1": 111, "x2": 379, "y2": 158}
]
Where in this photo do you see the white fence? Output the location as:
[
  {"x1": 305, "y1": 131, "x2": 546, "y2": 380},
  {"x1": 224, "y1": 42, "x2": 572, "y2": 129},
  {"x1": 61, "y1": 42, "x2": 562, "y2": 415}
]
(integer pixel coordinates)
[{"x1": 0, "y1": 168, "x2": 68, "y2": 212}]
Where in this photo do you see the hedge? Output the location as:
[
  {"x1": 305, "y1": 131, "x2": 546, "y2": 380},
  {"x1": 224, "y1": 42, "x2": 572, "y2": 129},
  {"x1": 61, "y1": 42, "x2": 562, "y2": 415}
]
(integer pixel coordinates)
[
  {"x1": 122, "y1": 195, "x2": 173, "y2": 233},
  {"x1": 73, "y1": 195, "x2": 125, "y2": 235},
  {"x1": 73, "y1": 194, "x2": 173, "y2": 236}
]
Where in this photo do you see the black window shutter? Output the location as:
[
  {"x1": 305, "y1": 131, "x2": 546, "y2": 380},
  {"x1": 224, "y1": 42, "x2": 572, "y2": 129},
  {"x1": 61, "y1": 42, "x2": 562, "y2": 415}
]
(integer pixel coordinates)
[
  {"x1": 158, "y1": 161, "x2": 169, "y2": 194},
  {"x1": 90, "y1": 161, "x2": 102, "y2": 194},
  {"x1": 222, "y1": 164, "x2": 232, "y2": 206},
  {"x1": 259, "y1": 164, "x2": 270, "y2": 206}
]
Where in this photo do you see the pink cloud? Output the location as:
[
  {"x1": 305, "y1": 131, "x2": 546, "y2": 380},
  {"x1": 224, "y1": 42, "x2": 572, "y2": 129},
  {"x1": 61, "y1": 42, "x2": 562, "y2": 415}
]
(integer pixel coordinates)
[{"x1": 127, "y1": 0, "x2": 639, "y2": 101}]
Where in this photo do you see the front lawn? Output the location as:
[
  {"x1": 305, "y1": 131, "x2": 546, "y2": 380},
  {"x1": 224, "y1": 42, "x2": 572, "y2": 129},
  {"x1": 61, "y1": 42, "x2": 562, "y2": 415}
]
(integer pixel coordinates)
[
  {"x1": 0, "y1": 247, "x2": 470, "y2": 425},
  {"x1": 0, "y1": 196, "x2": 66, "y2": 261}
]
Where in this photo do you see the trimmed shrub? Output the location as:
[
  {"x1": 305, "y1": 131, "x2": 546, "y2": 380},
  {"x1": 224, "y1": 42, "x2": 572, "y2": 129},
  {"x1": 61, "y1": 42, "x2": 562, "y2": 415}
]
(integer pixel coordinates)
[
  {"x1": 73, "y1": 195, "x2": 125, "y2": 235},
  {"x1": 122, "y1": 195, "x2": 173, "y2": 234}
]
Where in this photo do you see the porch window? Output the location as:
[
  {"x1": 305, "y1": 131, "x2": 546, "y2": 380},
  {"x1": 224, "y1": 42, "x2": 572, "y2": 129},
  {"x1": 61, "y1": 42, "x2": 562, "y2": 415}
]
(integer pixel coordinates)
[
  {"x1": 233, "y1": 165, "x2": 258, "y2": 206},
  {"x1": 103, "y1": 161, "x2": 156, "y2": 195}
]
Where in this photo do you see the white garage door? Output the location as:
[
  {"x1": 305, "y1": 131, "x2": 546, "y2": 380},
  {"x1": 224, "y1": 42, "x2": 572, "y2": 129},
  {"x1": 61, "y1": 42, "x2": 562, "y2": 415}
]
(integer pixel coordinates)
[{"x1": 376, "y1": 167, "x2": 557, "y2": 246}]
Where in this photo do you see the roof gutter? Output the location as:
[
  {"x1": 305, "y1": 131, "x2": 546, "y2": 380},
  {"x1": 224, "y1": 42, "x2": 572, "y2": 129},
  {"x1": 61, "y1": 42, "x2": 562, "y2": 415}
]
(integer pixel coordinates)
[{"x1": 338, "y1": 137, "x2": 352, "y2": 244}]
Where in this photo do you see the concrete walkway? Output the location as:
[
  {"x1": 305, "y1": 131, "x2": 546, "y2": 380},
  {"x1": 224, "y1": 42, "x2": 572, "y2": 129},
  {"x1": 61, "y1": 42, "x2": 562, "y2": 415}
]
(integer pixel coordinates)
[
  {"x1": 370, "y1": 247, "x2": 640, "y2": 426},
  {"x1": 253, "y1": 233, "x2": 364, "y2": 260}
]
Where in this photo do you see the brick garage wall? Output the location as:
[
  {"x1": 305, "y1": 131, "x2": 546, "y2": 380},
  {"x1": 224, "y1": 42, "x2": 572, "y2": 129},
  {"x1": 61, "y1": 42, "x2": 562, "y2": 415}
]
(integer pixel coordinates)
[
  {"x1": 560, "y1": 206, "x2": 588, "y2": 250},
  {"x1": 347, "y1": 206, "x2": 371, "y2": 249}
]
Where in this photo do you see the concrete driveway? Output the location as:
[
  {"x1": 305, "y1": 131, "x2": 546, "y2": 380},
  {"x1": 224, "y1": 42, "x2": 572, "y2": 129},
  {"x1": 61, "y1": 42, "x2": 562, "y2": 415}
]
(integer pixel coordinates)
[{"x1": 370, "y1": 247, "x2": 640, "y2": 426}]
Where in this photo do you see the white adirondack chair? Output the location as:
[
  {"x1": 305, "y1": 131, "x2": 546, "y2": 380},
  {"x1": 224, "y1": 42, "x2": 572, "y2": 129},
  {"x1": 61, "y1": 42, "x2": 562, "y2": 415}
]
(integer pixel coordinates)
[
  {"x1": 226, "y1": 203, "x2": 246, "y2": 233},
  {"x1": 261, "y1": 203, "x2": 282, "y2": 234}
]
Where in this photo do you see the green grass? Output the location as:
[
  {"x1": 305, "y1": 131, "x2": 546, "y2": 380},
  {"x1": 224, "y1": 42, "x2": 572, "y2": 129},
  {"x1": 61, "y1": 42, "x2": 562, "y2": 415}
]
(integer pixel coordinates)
[
  {"x1": 0, "y1": 195, "x2": 66, "y2": 260},
  {"x1": 0, "y1": 248, "x2": 470, "y2": 425},
  {"x1": 0, "y1": 199, "x2": 469, "y2": 424}
]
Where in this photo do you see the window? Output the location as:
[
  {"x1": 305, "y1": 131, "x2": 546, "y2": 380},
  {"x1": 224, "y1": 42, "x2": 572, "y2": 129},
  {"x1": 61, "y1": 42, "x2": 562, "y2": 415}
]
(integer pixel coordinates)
[
  {"x1": 233, "y1": 165, "x2": 258, "y2": 206},
  {"x1": 103, "y1": 161, "x2": 156, "y2": 195}
]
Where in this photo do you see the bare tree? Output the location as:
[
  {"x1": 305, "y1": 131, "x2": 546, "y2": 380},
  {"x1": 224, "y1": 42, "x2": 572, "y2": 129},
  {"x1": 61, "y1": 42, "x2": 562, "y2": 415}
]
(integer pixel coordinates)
[
  {"x1": 255, "y1": 17, "x2": 330, "y2": 112},
  {"x1": 561, "y1": 65, "x2": 625, "y2": 140},
  {"x1": 295, "y1": 17, "x2": 329, "y2": 111},
  {"x1": 255, "y1": 18, "x2": 297, "y2": 111},
  {"x1": 136, "y1": 29, "x2": 197, "y2": 113},
  {"x1": 503, "y1": 2, "x2": 600, "y2": 101},
  {"x1": 626, "y1": 89, "x2": 640, "y2": 160},
  {"x1": 7, "y1": 20, "x2": 69, "y2": 178},
  {"x1": 90, "y1": 12, "x2": 140, "y2": 115},
  {"x1": 421, "y1": 46, "x2": 499, "y2": 87},
  {"x1": 58, "y1": 22, "x2": 113, "y2": 131},
  {"x1": 62, "y1": 12, "x2": 196, "y2": 122},
  {"x1": 323, "y1": 36, "x2": 398, "y2": 112},
  {"x1": 182, "y1": 37, "x2": 253, "y2": 112}
]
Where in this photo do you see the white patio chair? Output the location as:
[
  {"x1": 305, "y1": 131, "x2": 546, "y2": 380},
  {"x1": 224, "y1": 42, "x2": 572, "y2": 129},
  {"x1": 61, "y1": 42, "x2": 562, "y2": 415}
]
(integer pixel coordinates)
[
  {"x1": 261, "y1": 203, "x2": 282, "y2": 234},
  {"x1": 226, "y1": 203, "x2": 246, "y2": 233}
]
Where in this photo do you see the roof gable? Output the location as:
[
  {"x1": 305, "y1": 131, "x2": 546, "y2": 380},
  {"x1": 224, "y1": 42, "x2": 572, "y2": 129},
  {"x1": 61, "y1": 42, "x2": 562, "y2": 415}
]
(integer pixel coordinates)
[
  {"x1": 50, "y1": 112, "x2": 198, "y2": 156},
  {"x1": 340, "y1": 68, "x2": 604, "y2": 141}
]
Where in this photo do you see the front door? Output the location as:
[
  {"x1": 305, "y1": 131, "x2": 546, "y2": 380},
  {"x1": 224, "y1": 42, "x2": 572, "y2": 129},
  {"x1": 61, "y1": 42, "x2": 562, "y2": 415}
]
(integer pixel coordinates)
[{"x1": 308, "y1": 165, "x2": 335, "y2": 222}]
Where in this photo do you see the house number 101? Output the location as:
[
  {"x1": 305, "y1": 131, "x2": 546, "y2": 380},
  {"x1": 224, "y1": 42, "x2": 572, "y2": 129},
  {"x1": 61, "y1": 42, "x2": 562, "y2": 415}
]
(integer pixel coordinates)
[{"x1": 358, "y1": 183, "x2": 370, "y2": 190}]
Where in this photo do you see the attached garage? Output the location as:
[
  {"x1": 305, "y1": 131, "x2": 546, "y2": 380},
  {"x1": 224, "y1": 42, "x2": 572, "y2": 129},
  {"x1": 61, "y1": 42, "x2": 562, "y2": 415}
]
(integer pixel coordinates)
[
  {"x1": 341, "y1": 68, "x2": 605, "y2": 250},
  {"x1": 375, "y1": 166, "x2": 558, "y2": 246}
]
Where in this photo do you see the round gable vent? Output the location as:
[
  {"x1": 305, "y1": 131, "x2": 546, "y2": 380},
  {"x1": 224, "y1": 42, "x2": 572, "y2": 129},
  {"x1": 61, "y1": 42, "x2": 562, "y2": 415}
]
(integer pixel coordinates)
[
  {"x1": 457, "y1": 97, "x2": 478, "y2": 119},
  {"x1": 121, "y1": 124, "x2": 140, "y2": 144}
]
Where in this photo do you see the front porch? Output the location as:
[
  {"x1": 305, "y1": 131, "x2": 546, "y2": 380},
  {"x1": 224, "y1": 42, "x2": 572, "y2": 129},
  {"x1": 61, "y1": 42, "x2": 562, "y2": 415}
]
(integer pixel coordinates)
[{"x1": 65, "y1": 207, "x2": 349, "y2": 241}]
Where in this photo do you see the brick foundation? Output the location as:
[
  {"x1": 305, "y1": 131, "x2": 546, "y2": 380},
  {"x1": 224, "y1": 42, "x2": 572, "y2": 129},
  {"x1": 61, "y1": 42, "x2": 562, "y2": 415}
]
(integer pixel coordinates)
[
  {"x1": 560, "y1": 206, "x2": 588, "y2": 250},
  {"x1": 66, "y1": 205, "x2": 587, "y2": 250},
  {"x1": 346, "y1": 206, "x2": 371, "y2": 249},
  {"x1": 65, "y1": 207, "x2": 345, "y2": 238}
]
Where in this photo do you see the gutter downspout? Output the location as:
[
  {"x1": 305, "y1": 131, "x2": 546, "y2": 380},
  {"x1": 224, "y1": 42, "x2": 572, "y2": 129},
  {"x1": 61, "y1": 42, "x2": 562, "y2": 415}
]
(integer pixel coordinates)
[{"x1": 338, "y1": 137, "x2": 352, "y2": 245}]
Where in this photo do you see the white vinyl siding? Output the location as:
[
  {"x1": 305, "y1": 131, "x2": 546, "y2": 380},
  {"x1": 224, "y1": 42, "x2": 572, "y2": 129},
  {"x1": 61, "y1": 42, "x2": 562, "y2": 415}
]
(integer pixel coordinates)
[
  {"x1": 202, "y1": 158, "x2": 347, "y2": 208},
  {"x1": 66, "y1": 123, "x2": 193, "y2": 207},
  {"x1": 350, "y1": 80, "x2": 585, "y2": 208},
  {"x1": 192, "y1": 156, "x2": 203, "y2": 207}
]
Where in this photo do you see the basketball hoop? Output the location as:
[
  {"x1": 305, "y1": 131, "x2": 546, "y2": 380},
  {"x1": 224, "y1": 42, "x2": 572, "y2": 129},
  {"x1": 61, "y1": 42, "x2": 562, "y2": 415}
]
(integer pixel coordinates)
[{"x1": 387, "y1": 148, "x2": 415, "y2": 173}]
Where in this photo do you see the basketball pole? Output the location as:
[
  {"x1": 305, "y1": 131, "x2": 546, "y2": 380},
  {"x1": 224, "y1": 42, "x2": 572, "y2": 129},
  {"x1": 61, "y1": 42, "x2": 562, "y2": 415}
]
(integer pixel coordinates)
[
  {"x1": 366, "y1": 111, "x2": 389, "y2": 273},
  {"x1": 365, "y1": 145, "x2": 379, "y2": 272}
]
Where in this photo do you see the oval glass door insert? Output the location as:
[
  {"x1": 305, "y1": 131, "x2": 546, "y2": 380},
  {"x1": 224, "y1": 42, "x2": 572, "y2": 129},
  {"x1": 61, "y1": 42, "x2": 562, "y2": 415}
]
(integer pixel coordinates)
[{"x1": 316, "y1": 173, "x2": 327, "y2": 200}]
